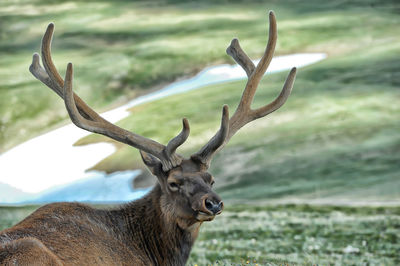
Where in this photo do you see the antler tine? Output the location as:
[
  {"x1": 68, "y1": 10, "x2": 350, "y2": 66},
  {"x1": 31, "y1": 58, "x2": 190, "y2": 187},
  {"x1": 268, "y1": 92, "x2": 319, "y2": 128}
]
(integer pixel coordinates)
[
  {"x1": 41, "y1": 23, "x2": 64, "y2": 94},
  {"x1": 251, "y1": 67, "x2": 296, "y2": 119},
  {"x1": 191, "y1": 105, "x2": 229, "y2": 167},
  {"x1": 31, "y1": 23, "x2": 190, "y2": 171},
  {"x1": 162, "y1": 118, "x2": 190, "y2": 171},
  {"x1": 30, "y1": 53, "x2": 59, "y2": 95},
  {"x1": 29, "y1": 24, "x2": 63, "y2": 98},
  {"x1": 235, "y1": 10, "x2": 277, "y2": 113},
  {"x1": 63, "y1": 63, "x2": 101, "y2": 132},
  {"x1": 226, "y1": 38, "x2": 255, "y2": 77},
  {"x1": 40, "y1": 23, "x2": 103, "y2": 121},
  {"x1": 165, "y1": 118, "x2": 190, "y2": 157},
  {"x1": 192, "y1": 11, "x2": 296, "y2": 168},
  {"x1": 29, "y1": 24, "x2": 97, "y2": 122}
]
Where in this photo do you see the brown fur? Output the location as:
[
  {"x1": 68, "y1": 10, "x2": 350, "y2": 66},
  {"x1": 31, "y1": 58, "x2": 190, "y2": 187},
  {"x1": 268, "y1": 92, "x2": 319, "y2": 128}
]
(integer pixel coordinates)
[{"x1": 0, "y1": 159, "x2": 222, "y2": 265}]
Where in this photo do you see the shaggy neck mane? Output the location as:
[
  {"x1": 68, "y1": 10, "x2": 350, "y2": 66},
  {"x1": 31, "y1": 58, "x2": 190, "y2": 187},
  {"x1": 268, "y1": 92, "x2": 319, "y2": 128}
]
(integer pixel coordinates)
[{"x1": 106, "y1": 184, "x2": 200, "y2": 265}]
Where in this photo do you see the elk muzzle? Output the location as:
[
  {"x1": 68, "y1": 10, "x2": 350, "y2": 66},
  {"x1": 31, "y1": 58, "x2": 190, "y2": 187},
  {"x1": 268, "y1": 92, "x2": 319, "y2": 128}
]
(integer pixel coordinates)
[
  {"x1": 192, "y1": 193, "x2": 223, "y2": 221},
  {"x1": 204, "y1": 198, "x2": 223, "y2": 215}
]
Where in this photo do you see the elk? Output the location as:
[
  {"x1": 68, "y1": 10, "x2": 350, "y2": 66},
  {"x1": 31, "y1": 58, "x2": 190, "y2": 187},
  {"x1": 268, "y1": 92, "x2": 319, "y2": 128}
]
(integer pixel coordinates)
[{"x1": 0, "y1": 11, "x2": 296, "y2": 265}]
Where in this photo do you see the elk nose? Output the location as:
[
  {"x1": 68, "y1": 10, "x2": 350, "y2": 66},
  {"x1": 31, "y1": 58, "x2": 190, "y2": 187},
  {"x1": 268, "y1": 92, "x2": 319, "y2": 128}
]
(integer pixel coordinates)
[{"x1": 204, "y1": 198, "x2": 223, "y2": 215}]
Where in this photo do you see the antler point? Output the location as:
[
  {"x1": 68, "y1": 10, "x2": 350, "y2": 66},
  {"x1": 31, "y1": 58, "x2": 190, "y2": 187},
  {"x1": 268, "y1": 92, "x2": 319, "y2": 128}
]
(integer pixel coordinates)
[
  {"x1": 32, "y1": 53, "x2": 40, "y2": 62},
  {"x1": 269, "y1": 10, "x2": 277, "y2": 23},
  {"x1": 182, "y1": 118, "x2": 190, "y2": 130},
  {"x1": 46, "y1": 23, "x2": 55, "y2": 33},
  {"x1": 65, "y1": 64, "x2": 73, "y2": 86},
  {"x1": 44, "y1": 23, "x2": 55, "y2": 40},
  {"x1": 221, "y1": 105, "x2": 229, "y2": 123},
  {"x1": 269, "y1": 11, "x2": 276, "y2": 18}
]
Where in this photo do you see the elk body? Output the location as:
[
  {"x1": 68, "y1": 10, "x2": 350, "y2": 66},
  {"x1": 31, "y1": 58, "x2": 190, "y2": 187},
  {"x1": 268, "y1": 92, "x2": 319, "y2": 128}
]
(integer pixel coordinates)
[{"x1": 0, "y1": 11, "x2": 296, "y2": 265}]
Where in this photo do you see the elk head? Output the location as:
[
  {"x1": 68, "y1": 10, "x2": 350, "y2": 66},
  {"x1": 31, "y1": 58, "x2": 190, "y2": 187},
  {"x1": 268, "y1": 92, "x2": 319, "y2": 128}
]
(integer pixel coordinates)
[{"x1": 29, "y1": 11, "x2": 296, "y2": 226}]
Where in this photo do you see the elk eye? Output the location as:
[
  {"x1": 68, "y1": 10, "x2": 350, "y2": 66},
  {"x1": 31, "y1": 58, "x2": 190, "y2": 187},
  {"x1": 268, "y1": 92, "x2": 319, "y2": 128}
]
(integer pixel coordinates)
[{"x1": 168, "y1": 182, "x2": 179, "y2": 191}]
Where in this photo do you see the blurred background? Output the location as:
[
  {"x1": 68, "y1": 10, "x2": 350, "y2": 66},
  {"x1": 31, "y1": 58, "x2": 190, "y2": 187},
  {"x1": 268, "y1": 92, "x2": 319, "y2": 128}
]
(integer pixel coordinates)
[{"x1": 0, "y1": 0, "x2": 399, "y2": 264}]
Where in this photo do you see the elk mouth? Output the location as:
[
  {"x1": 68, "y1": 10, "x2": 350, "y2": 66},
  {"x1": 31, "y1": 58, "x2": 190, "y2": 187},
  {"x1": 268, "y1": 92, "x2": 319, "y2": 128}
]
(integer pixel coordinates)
[
  {"x1": 195, "y1": 209, "x2": 223, "y2": 222},
  {"x1": 196, "y1": 211, "x2": 215, "y2": 222}
]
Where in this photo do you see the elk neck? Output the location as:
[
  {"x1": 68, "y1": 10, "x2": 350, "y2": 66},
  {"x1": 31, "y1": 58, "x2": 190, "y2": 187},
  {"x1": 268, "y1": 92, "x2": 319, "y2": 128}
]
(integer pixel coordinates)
[{"x1": 105, "y1": 184, "x2": 201, "y2": 265}]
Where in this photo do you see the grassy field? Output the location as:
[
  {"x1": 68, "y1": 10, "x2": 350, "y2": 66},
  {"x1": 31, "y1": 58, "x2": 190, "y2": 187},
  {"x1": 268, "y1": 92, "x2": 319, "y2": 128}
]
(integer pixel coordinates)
[
  {"x1": 1, "y1": 0, "x2": 400, "y2": 264},
  {"x1": 1, "y1": 204, "x2": 399, "y2": 265},
  {"x1": 190, "y1": 204, "x2": 400, "y2": 265},
  {"x1": 78, "y1": 50, "x2": 400, "y2": 204},
  {"x1": 1, "y1": 0, "x2": 399, "y2": 151},
  {"x1": 1, "y1": 0, "x2": 399, "y2": 202},
  {"x1": 73, "y1": 1, "x2": 400, "y2": 204},
  {"x1": 0, "y1": 0, "x2": 367, "y2": 151}
]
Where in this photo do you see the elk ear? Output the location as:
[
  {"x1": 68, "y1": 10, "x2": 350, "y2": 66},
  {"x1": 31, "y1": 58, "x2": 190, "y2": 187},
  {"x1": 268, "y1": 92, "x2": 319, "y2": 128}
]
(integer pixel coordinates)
[{"x1": 140, "y1": 150, "x2": 164, "y2": 176}]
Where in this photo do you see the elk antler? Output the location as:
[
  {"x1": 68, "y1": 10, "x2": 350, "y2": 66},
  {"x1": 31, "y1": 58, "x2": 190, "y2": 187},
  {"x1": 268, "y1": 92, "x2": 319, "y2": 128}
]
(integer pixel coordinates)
[
  {"x1": 191, "y1": 11, "x2": 297, "y2": 167},
  {"x1": 30, "y1": 23, "x2": 189, "y2": 172}
]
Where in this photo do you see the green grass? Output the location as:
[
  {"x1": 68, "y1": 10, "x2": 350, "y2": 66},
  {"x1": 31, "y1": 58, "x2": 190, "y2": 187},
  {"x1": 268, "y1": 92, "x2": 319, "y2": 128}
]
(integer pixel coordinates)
[
  {"x1": 2, "y1": 0, "x2": 399, "y2": 151},
  {"x1": 0, "y1": 205, "x2": 39, "y2": 230},
  {"x1": 1, "y1": 1, "x2": 400, "y2": 264},
  {"x1": 0, "y1": 0, "x2": 345, "y2": 151},
  {"x1": 1, "y1": 204, "x2": 399, "y2": 265},
  {"x1": 189, "y1": 204, "x2": 400, "y2": 265},
  {"x1": 74, "y1": 6, "x2": 400, "y2": 203}
]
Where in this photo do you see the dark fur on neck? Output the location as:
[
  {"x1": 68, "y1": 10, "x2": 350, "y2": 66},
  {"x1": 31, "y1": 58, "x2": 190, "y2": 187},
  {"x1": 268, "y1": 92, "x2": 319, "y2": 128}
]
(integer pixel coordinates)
[{"x1": 106, "y1": 184, "x2": 201, "y2": 265}]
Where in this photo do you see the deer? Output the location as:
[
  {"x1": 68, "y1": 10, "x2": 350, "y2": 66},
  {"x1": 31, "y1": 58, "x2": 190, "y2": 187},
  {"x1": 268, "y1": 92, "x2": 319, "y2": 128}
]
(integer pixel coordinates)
[{"x1": 0, "y1": 11, "x2": 296, "y2": 265}]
